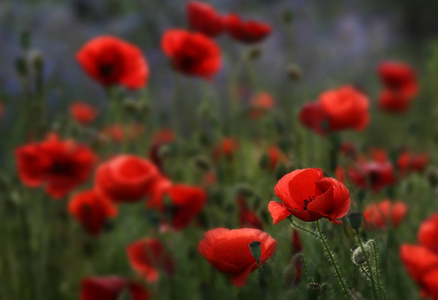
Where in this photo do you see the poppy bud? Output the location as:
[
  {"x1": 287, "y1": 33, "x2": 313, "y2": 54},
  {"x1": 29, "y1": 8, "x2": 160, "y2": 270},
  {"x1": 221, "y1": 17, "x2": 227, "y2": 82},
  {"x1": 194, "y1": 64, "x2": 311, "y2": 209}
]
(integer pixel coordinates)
[
  {"x1": 236, "y1": 184, "x2": 254, "y2": 198},
  {"x1": 15, "y1": 57, "x2": 28, "y2": 77},
  {"x1": 351, "y1": 243, "x2": 371, "y2": 266},
  {"x1": 287, "y1": 64, "x2": 301, "y2": 80},
  {"x1": 307, "y1": 283, "x2": 321, "y2": 300},
  {"x1": 259, "y1": 152, "x2": 270, "y2": 169},
  {"x1": 275, "y1": 163, "x2": 289, "y2": 180},
  {"x1": 29, "y1": 50, "x2": 44, "y2": 73},
  {"x1": 194, "y1": 156, "x2": 211, "y2": 172},
  {"x1": 283, "y1": 264, "x2": 296, "y2": 288},
  {"x1": 123, "y1": 99, "x2": 142, "y2": 113},
  {"x1": 20, "y1": 30, "x2": 31, "y2": 50},
  {"x1": 196, "y1": 130, "x2": 211, "y2": 147},
  {"x1": 426, "y1": 167, "x2": 438, "y2": 189},
  {"x1": 248, "y1": 47, "x2": 262, "y2": 60},
  {"x1": 249, "y1": 241, "x2": 262, "y2": 263},
  {"x1": 283, "y1": 10, "x2": 294, "y2": 23},
  {"x1": 348, "y1": 211, "x2": 363, "y2": 232}
]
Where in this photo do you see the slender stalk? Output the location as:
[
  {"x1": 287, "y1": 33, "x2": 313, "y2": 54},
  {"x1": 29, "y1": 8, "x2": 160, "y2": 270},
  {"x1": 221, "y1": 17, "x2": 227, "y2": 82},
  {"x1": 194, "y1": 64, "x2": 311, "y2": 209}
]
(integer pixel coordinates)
[
  {"x1": 355, "y1": 232, "x2": 378, "y2": 300},
  {"x1": 289, "y1": 218, "x2": 318, "y2": 238},
  {"x1": 371, "y1": 241, "x2": 386, "y2": 300},
  {"x1": 316, "y1": 220, "x2": 352, "y2": 300}
]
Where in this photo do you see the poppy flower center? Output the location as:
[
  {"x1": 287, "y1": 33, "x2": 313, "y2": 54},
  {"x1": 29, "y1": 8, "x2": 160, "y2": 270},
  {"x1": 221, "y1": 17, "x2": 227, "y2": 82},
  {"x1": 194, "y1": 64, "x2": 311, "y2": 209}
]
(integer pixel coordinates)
[
  {"x1": 50, "y1": 160, "x2": 74, "y2": 175},
  {"x1": 369, "y1": 170, "x2": 380, "y2": 185},
  {"x1": 303, "y1": 195, "x2": 315, "y2": 210}
]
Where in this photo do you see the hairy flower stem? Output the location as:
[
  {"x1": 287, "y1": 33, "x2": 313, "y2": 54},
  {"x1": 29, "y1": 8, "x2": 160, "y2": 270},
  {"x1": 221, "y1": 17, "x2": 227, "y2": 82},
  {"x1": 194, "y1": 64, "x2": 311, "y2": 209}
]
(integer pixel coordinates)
[
  {"x1": 355, "y1": 232, "x2": 378, "y2": 300},
  {"x1": 371, "y1": 241, "x2": 386, "y2": 300},
  {"x1": 316, "y1": 220, "x2": 352, "y2": 300},
  {"x1": 289, "y1": 218, "x2": 319, "y2": 238}
]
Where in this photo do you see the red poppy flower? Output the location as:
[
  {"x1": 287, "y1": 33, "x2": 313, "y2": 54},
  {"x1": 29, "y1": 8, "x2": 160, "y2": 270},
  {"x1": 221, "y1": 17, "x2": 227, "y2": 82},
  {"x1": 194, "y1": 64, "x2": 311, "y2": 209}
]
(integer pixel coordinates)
[
  {"x1": 363, "y1": 199, "x2": 407, "y2": 229},
  {"x1": 269, "y1": 168, "x2": 351, "y2": 225},
  {"x1": 398, "y1": 151, "x2": 429, "y2": 176},
  {"x1": 70, "y1": 102, "x2": 98, "y2": 125},
  {"x1": 419, "y1": 213, "x2": 438, "y2": 254},
  {"x1": 266, "y1": 146, "x2": 286, "y2": 170},
  {"x1": 299, "y1": 86, "x2": 369, "y2": 135},
  {"x1": 348, "y1": 160, "x2": 395, "y2": 192},
  {"x1": 378, "y1": 89, "x2": 413, "y2": 113},
  {"x1": 161, "y1": 29, "x2": 221, "y2": 79},
  {"x1": 224, "y1": 14, "x2": 271, "y2": 44},
  {"x1": 400, "y1": 245, "x2": 438, "y2": 298},
  {"x1": 377, "y1": 62, "x2": 418, "y2": 113},
  {"x1": 80, "y1": 277, "x2": 150, "y2": 300},
  {"x1": 213, "y1": 138, "x2": 240, "y2": 160},
  {"x1": 187, "y1": 1, "x2": 224, "y2": 37},
  {"x1": 238, "y1": 197, "x2": 263, "y2": 230},
  {"x1": 335, "y1": 166, "x2": 346, "y2": 183},
  {"x1": 249, "y1": 92, "x2": 274, "y2": 119},
  {"x1": 15, "y1": 133, "x2": 96, "y2": 199},
  {"x1": 149, "y1": 183, "x2": 207, "y2": 230},
  {"x1": 198, "y1": 228, "x2": 276, "y2": 287},
  {"x1": 68, "y1": 189, "x2": 117, "y2": 236},
  {"x1": 339, "y1": 141, "x2": 357, "y2": 158},
  {"x1": 95, "y1": 155, "x2": 159, "y2": 203},
  {"x1": 76, "y1": 36, "x2": 149, "y2": 89},
  {"x1": 378, "y1": 61, "x2": 418, "y2": 96},
  {"x1": 127, "y1": 238, "x2": 175, "y2": 283}
]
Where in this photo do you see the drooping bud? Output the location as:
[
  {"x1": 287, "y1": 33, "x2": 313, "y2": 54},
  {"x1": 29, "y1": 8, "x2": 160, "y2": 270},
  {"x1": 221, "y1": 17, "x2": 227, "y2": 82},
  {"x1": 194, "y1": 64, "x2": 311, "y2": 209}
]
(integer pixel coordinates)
[
  {"x1": 15, "y1": 57, "x2": 28, "y2": 77},
  {"x1": 348, "y1": 211, "x2": 363, "y2": 232},
  {"x1": 194, "y1": 156, "x2": 211, "y2": 172},
  {"x1": 248, "y1": 47, "x2": 262, "y2": 60},
  {"x1": 249, "y1": 241, "x2": 262, "y2": 263},
  {"x1": 351, "y1": 243, "x2": 372, "y2": 266},
  {"x1": 287, "y1": 63, "x2": 301, "y2": 80},
  {"x1": 307, "y1": 283, "x2": 321, "y2": 300}
]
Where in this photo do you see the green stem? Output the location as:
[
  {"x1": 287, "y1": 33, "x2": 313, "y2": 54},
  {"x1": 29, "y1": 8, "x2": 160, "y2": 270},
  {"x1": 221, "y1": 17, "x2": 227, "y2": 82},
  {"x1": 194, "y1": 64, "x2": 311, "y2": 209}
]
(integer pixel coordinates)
[
  {"x1": 355, "y1": 232, "x2": 378, "y2": 300},
  {"x1": 289, "y1": 218, "x2": 318, "y2": 238},
  {"x1": 371, "y1": 241, "x2": 386, "y2": 300},
  {"x1": 316, "y1": 220, "x2": 352, "y2": 300}
]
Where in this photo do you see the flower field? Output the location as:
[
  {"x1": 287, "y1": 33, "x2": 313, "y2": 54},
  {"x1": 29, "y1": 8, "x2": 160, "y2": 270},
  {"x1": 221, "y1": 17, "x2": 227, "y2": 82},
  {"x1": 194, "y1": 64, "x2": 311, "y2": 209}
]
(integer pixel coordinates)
[{"x1": 1, "y1": 1, "x2": 438, "y2": 299}]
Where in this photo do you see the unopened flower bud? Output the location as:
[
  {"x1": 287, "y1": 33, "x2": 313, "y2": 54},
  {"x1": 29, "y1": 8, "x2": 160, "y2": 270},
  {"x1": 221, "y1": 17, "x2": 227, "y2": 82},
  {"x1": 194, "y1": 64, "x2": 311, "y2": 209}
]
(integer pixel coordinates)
[
  {"x1": 283, "y1": 10, "x2": 294, "y2": 23},
  {"x1": 248, "y1": 47, "x2": 262, "y2": 60},
  {"x1": 236, "y1": 184, "x2": 254, "y2": 198},
  {"x1": 249, "y1": 241, "x2": 262, "y2": 263},
  {"x1": 29, "y1": 50, "x2": 44, "y2": 72},
  {"x1": 194, "y1": 156, "x2": 211, "y2": 172},
  {"x1": 275, "y1": 163, "x2": 289, "y2": 180},
  {"x1": 348, "y1": 211, "x2": 363, "y2": 232},
  {"x1": 307, "y1": 282, "x2": 321, "y2": 300},
  {"x1": 351, "y1": 243, "x2": 372, "y2": 266},
  {"x1": 287, "y1": 63, "x2": 301, "y2": 80}
]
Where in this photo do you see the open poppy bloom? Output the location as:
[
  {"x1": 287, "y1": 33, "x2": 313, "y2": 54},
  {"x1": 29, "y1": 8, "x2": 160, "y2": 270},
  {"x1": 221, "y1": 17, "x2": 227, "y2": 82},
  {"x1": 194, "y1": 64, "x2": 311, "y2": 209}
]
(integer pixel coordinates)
[
  {"x1": 224, "y1": 14, "x2": 271, "y2": 44},
  {"x1": 68, "y1": 189, "x2": 117, "y2": 236},
  {"x1": 80, "y1": 276, "x2": 150, "y2": 300},
  {"x1": 299, "y1": 86, "x2": 370, "y2": 135},
  {"x1": 161, "y1": 29, "x2": 221, "y2": 79},
  {"x1": 70, "y1": 102, "x2": 98, "y2": 125},
  {"x1": 419, "y1": 213, "x2": 438, "y2": 254},
  {"x1": 398, "y1": 151, "x2": 429, "y2": 177},
  {"x1": 198, "y1": 228, "x2": 276, "y2": 287},
  {"x1": 268, "y1": 168, "x2": 351, "y2": 225},
  {"x1": 400, "y1": 245, "x2": 438, "y2": 299},
  {"x1": 77, "y1": 36, "x2": 149, "y2": 90},
  {"x1": 249, "y1": 92, "x2": 274, "y2": 119},
  {"x1": 127, "y1": 238, "x2": 175, "y2": 283},
  {"x1": 213, "y1": 137, "x2": 240, "y2": 161},
  {"x1": 15, "y1": 133, "x2": 96, "y2": 199},
  {"x1": 95, "y1": 155, "x2": 159, "y2": 203},
  {"x1": 348, "y1": 160, "x2": 395, "y2": 192},
  {"x1": 377, "y1": 61, "x2": 418, "y2": 113},
  {"x1": 149, "y1": 183, "x2": 207, "y2": 230},
  {"x1": 187, "y1": 1, "x2": 224, "y2": 37},
  {"x1": 266, "y1": 145, "x2": 287, "y2": 171},
  {"x1": 363, "y1": 199, "x2": 407, "y2": 229}
]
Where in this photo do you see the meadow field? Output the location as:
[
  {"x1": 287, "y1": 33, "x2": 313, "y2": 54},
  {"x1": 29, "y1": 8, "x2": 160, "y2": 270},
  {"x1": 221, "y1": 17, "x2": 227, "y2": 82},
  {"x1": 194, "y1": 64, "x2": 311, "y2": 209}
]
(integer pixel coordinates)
[{"x1": 1, "y1": 1, "x2": 438, "y2": 299}]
